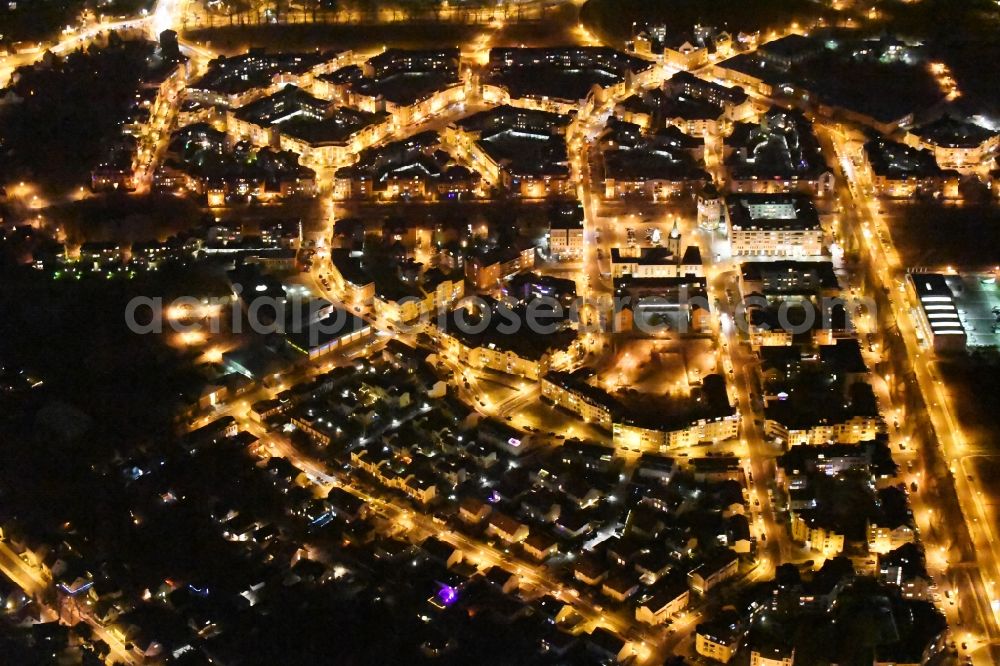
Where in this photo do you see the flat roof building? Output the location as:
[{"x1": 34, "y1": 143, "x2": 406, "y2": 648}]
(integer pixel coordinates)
[
  {"x1": 906, "y1": 272, "x2": 966, "y2": 353},
  {"x1": 739, "y1": 260, "x2": 839, "y2": 298},
  {"x1": 725, "y1": 193, "x2": 823, "y2": 257},
  {"x1": 285, "y1": 307, "x2": 373, "y2": 360}
]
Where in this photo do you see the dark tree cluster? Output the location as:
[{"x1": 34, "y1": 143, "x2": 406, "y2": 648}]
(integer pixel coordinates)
[{"x1": 0, "y1": 36, "x2": 155, "y2": 190}]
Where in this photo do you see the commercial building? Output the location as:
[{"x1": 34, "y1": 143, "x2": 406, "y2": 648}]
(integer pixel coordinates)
[
  {"x1": 284, "y1": 307, "x2": 373, "y2": 360},
  {"x1": 611, "y1": 243, "x2": 703, "y2": 280},
  {"x1": 614, "y1": 275, "x2": 711, "y2": 335},
  {"x1": 502, "y1": 272, "x2": 577, "y2": 308},
  {"x1": 725, "y1": 193, "x2": 824, "y2": 257},
  {"x1": 905, "y1": 273, "x2": 966, "y2": 353}
]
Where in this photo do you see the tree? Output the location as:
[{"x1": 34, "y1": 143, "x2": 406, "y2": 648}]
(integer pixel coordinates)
[{"x1": 408, "y1": 0, "x2": 444, "y2": 21}]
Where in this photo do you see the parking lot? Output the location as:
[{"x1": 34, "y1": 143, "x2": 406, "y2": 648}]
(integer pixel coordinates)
[{"x1": 950, "y1": 273, "x2": 1000, "y2": 348}]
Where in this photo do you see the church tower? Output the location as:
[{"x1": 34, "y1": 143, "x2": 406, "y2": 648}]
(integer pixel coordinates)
[{"x1": 668, "y1": 218, "x2": 681, "y2": 258}]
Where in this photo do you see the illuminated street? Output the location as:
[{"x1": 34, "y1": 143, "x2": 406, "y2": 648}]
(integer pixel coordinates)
[{"x1": 1, "y1": 0, "x2": 999, "y2": 663}]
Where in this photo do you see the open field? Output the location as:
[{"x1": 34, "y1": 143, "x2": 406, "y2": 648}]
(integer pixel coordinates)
[
  {"x1": 938, "y1": 351, "x2": 1000, "y2": 452},
  {"x1": 580, "y1": 0, "x2": 823, "y2": 45},
  {"x1": 883, "y1": 203, "x2": 1000, "y2": 271},
  {"x1": 183, "y1": 5, "x2": 582, "y2": 53}
]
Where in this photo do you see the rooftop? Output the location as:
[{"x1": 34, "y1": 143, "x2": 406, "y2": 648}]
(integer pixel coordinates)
[
  {"x1": 725, "y1": 108, "x2": 828, "y2": 181},
  {"x1": 279, "y1": 107, "x2": 389, "y2": 146},
  {"x1": 192, "y1": 50, "x2": 342, "y2": 97},
  {"x1": 863, "y1": 136, "x2": 947, "y2": 179},
  {"x1": 726, "y1": 193, "x2": 821, "y2": 231},
  {"x1": 740, "y1": 260, "x2": 839, "y2": 294},
  {"x1": 233, "y1": 85, "x2": 329, "y2": 127},
  {"x1": 434, "y1": 296, "x2": 577, "y2": 362},
  {"x1": 914, "y1": 115, "x2": 998, "y2": 149},
  {"x1": 488, "y1": 47, "x2": 653, "y2": 103}
]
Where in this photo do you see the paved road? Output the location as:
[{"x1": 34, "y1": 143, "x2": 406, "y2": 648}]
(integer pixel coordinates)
[
  {"x1": 0, "y1": 540, "x2": 141, "y2": 664},
  {"x1": 822, "y1": 122, "x2": 1000, "y2": 663}
]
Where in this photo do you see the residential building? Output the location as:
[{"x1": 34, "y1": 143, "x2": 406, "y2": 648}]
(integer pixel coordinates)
[
  {"x1": 612, "y1": 376, "x2": 738, "y2": 452},
  {"x1": 908, "y1": 115, "x2": 999, "y2": 171},
  {"x1": 464, "y1": 243, "x2": 536, "y2": 291},
  {"x1": 447, "y1": 105, "x2": 573, "y2": 198},
  {"x1": 629, "y1": 25, "x2": 734, "y2": 69},
  {"x1": 739, "y1": 260, "x2": 839, "y2": 299},
  {"x1": 751, "y1": 645, "x2": 795, "y2": 666},
  {"x1": 187, "y1": 49, "x2": 351, "y2": 108},
  {"x1": 862, "y1": 136, "x2": 960, "y2": 199},
  {"x1": 725, "y1": 193, "x2": 824, "y2": 257},
  {"x1": 724, "y1": 108, "x2": 834, "y2": 196},
  {"x1": 791, "y1": 510, "x2": 846, "y2": 556},
  {"x1": 316, "y1": 49, "x2": 465, "y2": 129},
  {"x1": 695, "y1": 610, "x2": 743, "y2": 663},
  {"x1": 688, "y1": 550, "x2": 739, "y2": 595},
  {"x1": 541, "y1": 370, "x2": 623, "y2": 430},
  {"x1": 486, "y1": 512, "x2": 530, "y2": 543},
  {"x1": 548, "y1": 203, "x2": 585, "y2": 259},
  {"x1": 486, "y1": 47, "x2": 656, "y2": 114},
  {"x1": 431, "y1": 297, "x2": 577, "y2": 380},
  {"x1": 867, "y1": 486, "x2": 916, "y2": 554},
  {"x1": 634, "y1": 579, "x2": 689, "y2": 625},
  {"x1": 600, "y1": 120, "x2": 709, "y2": 200}
]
